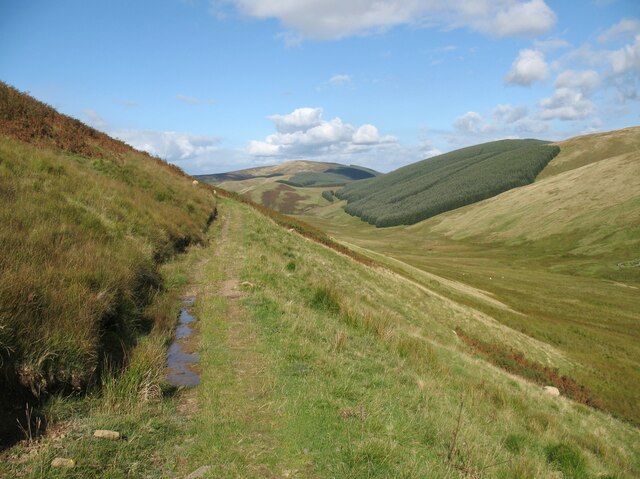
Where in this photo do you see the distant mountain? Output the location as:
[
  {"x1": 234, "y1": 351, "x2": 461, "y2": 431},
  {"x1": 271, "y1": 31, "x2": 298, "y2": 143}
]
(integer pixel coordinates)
[
  {"x1": 196, "y1": 160, "x2": 379, "y2": 186},
  {"x1": 197, "y1": 160, "x2": 380, "y2": 214},
  {"x1": 335, "y1": 139, "x2": 560, "y2": 227}
]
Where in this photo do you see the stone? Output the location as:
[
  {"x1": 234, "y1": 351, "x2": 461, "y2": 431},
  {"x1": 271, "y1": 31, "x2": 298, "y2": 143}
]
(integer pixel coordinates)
[
  {"x1": 185, "y1": 465, "x2": 212, "y2": 479},
  {"x1": 94, "y1": 429, "x2": 121, "y2": 440},
  {"x1": 51, "y1": 457, "x2": 75, "y2": 468},
  {"x1": 543, "y1": 386, "x2": 560, "y2": 396}
]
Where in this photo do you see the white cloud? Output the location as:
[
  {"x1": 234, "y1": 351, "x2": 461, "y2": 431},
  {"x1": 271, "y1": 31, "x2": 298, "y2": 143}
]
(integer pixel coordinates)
[
  {"x1": 492, "y1": 104, "x2": 528, "y2": 123},
  {"x1": 353, "y1": 124, "x2": 383, "y2": 144},
  {"x1": 269, "y1": 107, "x2": 324, "y2": 133},
  {"x1": 554, "y1": 70, "x2": 600, "y2": 95},
  {"x1": 329, "y1": 74, "x2": 352, "y2": 86},
  {"x1": 116, "y1": 129, "x2": 221, "y2": 161},
  {"x1": 505, "y1": 49, "x2": 549, "y2": 86},
  {"x1": 454, "y1": 111, "x2": 495, "y2": 134},
  {"x1": 486, "y1": 0, "x2": 557, "y2": 37},
  {"x1": 539, "y1": 88, "x2": 595, "y2": 120},
  {"x1": 533, "y1": 37, "x2": 570, "y2": 51},
  {"x1": 215, "y1": 1, "x2": 556, "y2": 41},
  {"x1": 247, "y1": 107, "x2": 396, "y2": 159},
  {"x1": 598, "y1": 18, "x2": 640, "y2": 43},
  {"x1": 610, "y1": 34, "x2": 640, "y2": 74}
]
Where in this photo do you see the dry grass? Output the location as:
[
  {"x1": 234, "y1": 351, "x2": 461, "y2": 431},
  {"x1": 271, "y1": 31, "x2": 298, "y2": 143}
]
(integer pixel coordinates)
[{"x1": 0, "y1": 85, "x2": 216, "y2": 407}]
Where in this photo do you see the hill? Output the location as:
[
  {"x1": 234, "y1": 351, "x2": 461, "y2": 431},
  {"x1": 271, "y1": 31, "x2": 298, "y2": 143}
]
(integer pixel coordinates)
[
  {"x1": 299, "y1": 126, "x2": 640, "y2": 424},
  {"x1": 336, "y1": 139, "x2": 559, "y2": 227},
  {"x1": 197, "y1": 160, "x2": 380, "y2": 214},
  {"x1": 4, "y1": 193, "x2": 639, "y2": 477},
  {"x1": 195, "y1": 160, "x2": 379, "y2": 186},
  {"x1": 0, "y1": 83, "x2": 216, "y2": 442}
]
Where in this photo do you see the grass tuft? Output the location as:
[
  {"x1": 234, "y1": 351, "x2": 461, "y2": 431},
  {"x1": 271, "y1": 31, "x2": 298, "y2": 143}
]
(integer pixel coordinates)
[{"x1": 544, "y1": 443, "x2": 589, "y2": 479}]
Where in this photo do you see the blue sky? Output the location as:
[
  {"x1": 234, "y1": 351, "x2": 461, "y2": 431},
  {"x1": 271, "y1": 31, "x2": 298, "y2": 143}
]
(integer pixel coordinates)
[{"x1": 1, "y1": 0, "x2": 639, "y2": 173}]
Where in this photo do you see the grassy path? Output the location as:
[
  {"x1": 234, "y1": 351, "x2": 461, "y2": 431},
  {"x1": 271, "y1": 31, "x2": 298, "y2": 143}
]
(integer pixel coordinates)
[{"x1": 183, "y1": 202, "x2": 286, "y2": 477}]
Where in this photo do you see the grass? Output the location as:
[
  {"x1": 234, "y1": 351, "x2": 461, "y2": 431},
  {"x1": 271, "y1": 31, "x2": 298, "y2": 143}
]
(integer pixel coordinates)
[
  {"x1": 182, "y1": 198, "x2": 639, "y2": 477},
  {"x1": 0, "y1": 84, "x2": 216, "y2": 445},
  {"x1": 296, "y1": 127, "x2": 640, "y2": 424},
  {"x1": 0, "y1": 237, "x2": 212, "y2": 477},
  {"x1": 3, "y1": 197, "x2": 639, "y2": 477}
]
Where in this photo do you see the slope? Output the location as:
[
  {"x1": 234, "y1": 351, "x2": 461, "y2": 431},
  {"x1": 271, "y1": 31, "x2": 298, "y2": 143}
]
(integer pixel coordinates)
[
  {"x1": 336, "y1": 139, "x2": 559, "y2": 227},
  {"x1": 4, "y1": 196, "x2": 639, "y2": 478},
  {"x1": 299, "y1": 127, "x2": 640, "y2": 424},
  {"x1": 198, "y1": 160, "x2": 379, "y2": 214},
  {"x1": 0, "y1": 83, "x2": 216, "y2": 436},
  {"x1": 195, "y1": 160, "x2": 379, "y2": 186}
]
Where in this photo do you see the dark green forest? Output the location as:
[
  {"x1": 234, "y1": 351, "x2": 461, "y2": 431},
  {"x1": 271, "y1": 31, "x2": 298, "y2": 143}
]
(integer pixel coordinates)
[
  {"x1": 335, "y1": 139, "x2": 560, "y2": 227},
  {"x1": 278, "y1": 165, "x2": 379, "y2": 187}
]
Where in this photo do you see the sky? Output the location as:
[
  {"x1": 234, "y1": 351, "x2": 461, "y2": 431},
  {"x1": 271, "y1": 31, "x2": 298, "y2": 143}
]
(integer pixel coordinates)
[{"x1": 1, "y1": 0, "x2": 639, "y2": 174}]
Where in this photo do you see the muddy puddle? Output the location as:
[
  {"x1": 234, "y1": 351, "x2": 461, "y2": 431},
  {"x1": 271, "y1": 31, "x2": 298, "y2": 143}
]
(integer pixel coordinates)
[{"x1": 166, "y1": 297, "x2": 201, "y2": 387}]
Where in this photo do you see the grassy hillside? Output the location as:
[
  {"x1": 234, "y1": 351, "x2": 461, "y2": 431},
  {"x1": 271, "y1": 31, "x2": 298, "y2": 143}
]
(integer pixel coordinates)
[
  {"x1": 336, "y1": 139, "x2": 559, "y2": 227},
  {"x1": 0, "y1": 83, "x2": 216, "y2": 430},
  {"x1": 3, "y1": 196, "x2": 639, "y2": 478},
  {"x1": 195, "y1": 159, "x2": 350, "y2": 184},
  {"x1": 279, "y1": 165, "x2": 379, "y2": 187},
  {"x1": 299, "y1": 127, "x2": 640, "y2": 424},
  {"x1": 197, "y1": 161, "x2": 379, "y2": 214}
]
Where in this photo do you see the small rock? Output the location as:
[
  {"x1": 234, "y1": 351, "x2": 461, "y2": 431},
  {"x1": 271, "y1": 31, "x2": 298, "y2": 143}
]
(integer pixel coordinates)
[
  {"x1": 288, "y1": 228, "x2": 295, "y2": 232},
  {"x1": 240, "y1": 281, "x2": 255, "y2": 288},
  {"x1": 94, "y1": 429, "x2": 121, "y2": 440},
  {"x1": 543, "y1": 386, "x2": 560, "y2": 396},
  {"x1": 186, "y1": 465, "x2": 212, "y2": 479},
  {"x1": 51, "y1": 457, "x2": 75, "y2": 468}
]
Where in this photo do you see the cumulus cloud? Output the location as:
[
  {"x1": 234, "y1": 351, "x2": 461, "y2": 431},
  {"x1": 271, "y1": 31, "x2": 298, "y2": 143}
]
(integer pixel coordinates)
[
  {"x1": 454, "y1": 111, "x2": 496, "y2": 134},
  {"x1": 598, "y1": 18, "x2": 640, "y2": 43},
  {"x1": 247, "y1": 107, "x2": 396, "y2": 159},
  {"x1": 492, "y1": 104, "x2": 528, "y2": 123},
  {"x1": 554, "y1": 70, "x2": 600, "y2": 94},
  {"x1": 269, "y1": 107, "x2": 324, "y2": 133},
  {"x1": 539, "y1": 88, "x2": 594, "y2": 120},
  {"x1": 486, "y1": 0, "x2": 556, "y2": 37},
  {"x1": 609, "y1": 34, "x2": 640, "y2": 75},
  {"x1": 214, "y1": 0, "x2": 556, "y2": 41},
  {"x1": 533, "y1": 37, "x2": 570, "y2": 51},
  {"x1": 116, "y1": 129, "x2": 221, "y2": 162},
  {"x1": 505, "y1": 49, "x2": 549, "y2": 86}
]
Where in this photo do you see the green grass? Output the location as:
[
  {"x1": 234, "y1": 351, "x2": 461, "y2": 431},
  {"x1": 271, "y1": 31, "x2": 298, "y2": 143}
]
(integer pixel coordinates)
[
  {"x1": 295, "y1": 128, "x2": 640, "y2": 424},
  {"x1": 4, "y1": 197, "x2": 639, "y2": 477},
  {"x1": 336, "y1": 139, "x2": 559, "y2": 227},
  {"x1": 0, "y1": 237, "x2": 212, "y2": 477},
  {"x1": 183, "y1": 198, "x2": 639, "y2": 477},
  {"x1": 0, "y1": 84, "x2": 215, "y2": 425}
]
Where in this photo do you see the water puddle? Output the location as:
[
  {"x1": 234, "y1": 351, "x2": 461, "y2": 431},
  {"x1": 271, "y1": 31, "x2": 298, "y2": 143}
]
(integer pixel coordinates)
[{"x1": 166, "y1": 297, "x2": 201, "y2": 387}]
